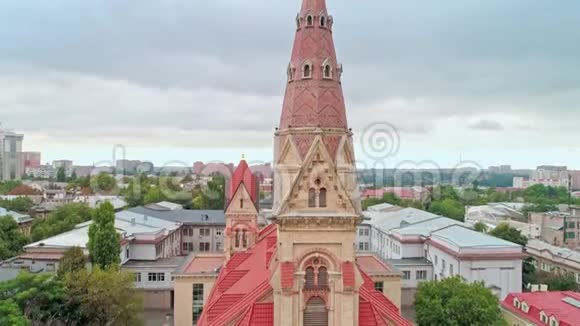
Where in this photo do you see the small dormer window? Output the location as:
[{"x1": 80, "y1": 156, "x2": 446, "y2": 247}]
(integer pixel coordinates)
[
  {"x1": 306, "y1": 15, "x2": 313, "y2": 26},
  {"x1": 540, "y1": 312, "x2": 548, "y2": 324},
  {"x1": 549, "y1": 317, "x2": 558, "y2": 326},
  {"x1": 303, "y1": 62, "x2": 312, "y2": 79},
  {"x1": 513, "y1": 298, "x2": 520, "y2": 309},
  {"x1": 521, "y1": 302, "x2": 529, "y2": 313},
  {"x1": 320, "y1": 15, "x2": 326, "y2": 27}
]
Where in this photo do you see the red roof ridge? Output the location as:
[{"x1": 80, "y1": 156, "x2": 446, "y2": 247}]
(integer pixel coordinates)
[
  {"x1": 208, "y1": 279, "x2": 272, "y2": 326},
  {"x1": 360, "y1": 286, "x2": 412, "y2": 326}
]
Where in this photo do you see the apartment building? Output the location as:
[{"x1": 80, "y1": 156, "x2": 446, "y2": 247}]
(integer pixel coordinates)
[
  {"x1": 526, "y1": 239, "x2": 580, "y2": 285},
  {"x1": 0, "y1": 127, "x2": 24, "y2": 181},
  {"x1": 530, "y1": 207, "x2": 580, "y2": 249}
]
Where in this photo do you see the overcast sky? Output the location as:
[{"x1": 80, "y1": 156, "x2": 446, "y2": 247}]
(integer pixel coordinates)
[{"x1": 1, "y1": 0, "x2": 580, "y2": 169}]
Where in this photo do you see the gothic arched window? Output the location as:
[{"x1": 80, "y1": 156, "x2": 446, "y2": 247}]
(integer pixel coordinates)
[
  {"x1": 308, "y1": 188, "x2": 316, "y2": 207},
  {"x1": 303, "y1": 63, "x2": 312, "y2": 79},
  {"x1": 323, "y1": 65, "x2": 332, "y2": 79},
  {"x1": 319, "y1": 188, "x2": 327, "y2": 208},
  {"x1": 304, "y1": 297, "x2": 328, "y2": 326},
  {"x1": 317, "y1": 267, "x2": 328, "y2": 289},
  {"x1": 305, "y1": 267, "x2": 315, "y2": 289},
  {"x1": 306, "y1": 15, "x2": 314, "y2": 26},
  {"x1": 235, "y1": 229, "x2": 240, "y2": 248},
  {"x1": 242, "y1": 229, "x2": 247, "y2": 248}
]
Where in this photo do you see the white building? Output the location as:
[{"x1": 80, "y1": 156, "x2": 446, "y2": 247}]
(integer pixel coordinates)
[
  {"x1": 25, "y1": 164, "x2": 57, "y2": 179},
  {"x1": 364, "y1": 204, "x2": 524, "y2": 307}
]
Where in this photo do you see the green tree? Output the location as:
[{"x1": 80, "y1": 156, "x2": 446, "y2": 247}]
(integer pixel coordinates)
[
  {"x1": 522, "y1": 257, "x2": 536, "y2": 290},
  {"x1": 0, "y1": 180, "x2": 22, "y2": 195},
  {"x1": 58, "y1": 246, "x2": 87, "y2": 277},
  {"x1": 474, "y1": 222, "x2": 488, "y2": 233},
  {"x1": 143, "y1": 186, "x2": 167, "y2": 205},
  {"x1": 64, "y1": 267, "x2": 144, "y2": 326},
  {"x1": 428, "y1": 198, "x2": 465, "y2": 221},
  {"x1": 88, "y1": 202, "x2": 120, "y2": 268},
  {"x1": 70, "y1": 170, "x2": 77, "y2": 181},
  {"x1": 530, "y1": 271, "x2": 579, "y2": 291},
  {"x1": 0, "y1": 216, "x2": 30, "y2": 260},
  {"x1": 488, "y1": 223, "x2": 528, "y2": 246},
  {"x1": 0, "y1": 272, "x2": 67, "y2": 324},
  {"x1": 415, "y1": 276, "x2": 507, "y2": 326},
  {"x1": 56, "y1": 167, "x2": 66, "y2": 182},
  {"x1": 0, "y1": 197, "x2": 34, "y2": 213},
  {"x1": 192, "y1": 174, "x2": 226, "y2": 209},
  {"x1": 92, "y1": 172, "x2": 117, "y2": 194},
  {"x1": 0, "y1": 300, "x2": 27, "y2": 326},
  {"x1": 30, "y1": 203, "x2": 93, "y2": 242}
]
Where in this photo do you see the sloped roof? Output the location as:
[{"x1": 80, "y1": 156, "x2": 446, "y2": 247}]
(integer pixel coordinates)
[
  {"x1": 502, "y1": 291, "x2": 580, "y2": 326},
  {"x1": 197, "y1": 224, "x2": 411, "y2": 326},
  {"x1": 229, "y1": 160, "x2": 258, "y2": 204}
]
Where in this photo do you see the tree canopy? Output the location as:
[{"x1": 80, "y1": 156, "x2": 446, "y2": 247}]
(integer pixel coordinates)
[
  {"x1": 415, "y1": 276, "x2": 507, "y2": 326},
  {"x1": 88, "y1": 202, "x2": 120, "y2": 268},
  {"x1": 0, "y1": 216, "x2": 29, "y2": 260},
  {"x1": 488, "y1": 223, "x2": 528, "y2": 246},
  {"x1": 58, "y1": 246, "x2": 87, "y2": 277},
  {"x1": 0, "y1": 197, "x2": 34, "y2": 213},
  {"x1": 30, "y1": 203, "x2": 93, "y2": 242}
]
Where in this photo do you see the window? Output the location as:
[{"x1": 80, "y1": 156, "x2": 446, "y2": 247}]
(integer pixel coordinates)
[
  {"x1": 183, "y1": 228, "x2": 193, "y2": 237},
  {"x1": 148, "y1": 272, "x2": 165, "y2": 282},
  {"x1": 320, "y1": 15, "x2": 326, "y2": 27},
  {"x1": 182, "y1": 242, "x2": 193, "y2": 252},
  {"x1": 216, "y1": 242, "x2": 222, "y2": 251},
  {"x1": 134, "y1": 273, "x2": 142, "y2": 282},
  {"x1": 242, "y1": 230, "x2": 247, "y2": 248},
  {"x1": 442, "y1": 259, "x2": 446, "y2": 271},
  {"x1": 363, "y1": 242, "x2": 369, "y2": 251},
  {"x1": 565, "y1": 231, "x2": 575, "y2": 239},
  {"x1": 125, "y1": 248, "x2": 130, "y2": 259},
  {"x1": 513, "y1": 298, "x2": 520, "y2": 308},
  {"x1": 416, "y1": 270, "x2": 427, "y2": 280},
  {"x1": 193, "y1": 284, "x2": 204, "y2": 325},
  {"x1": 216, "y1": 229, "x2": 223, "y2": 236},
  {"x1": 359, "y1": 229, "x2": 364, "y2": 236},
  {"x1": 306, "y1": 15, "x2": 313, "y2": 26},
  {"x1": 305, "y1": 267, "x2": 315, "y2": 289},
  {"x1": 240, "y1": 198, "x2": 244, "y2": 208},
  {"x1": 303, "y1": 63, "x2": 312, "y2": 79},
  {"x1": 319, "y1": 188, "x2": 327, "y2": 207},
  {"x1": 549, "y1": 317, "x2": 558, "y2": 326},
  {"x1": 358, "y1": 242, "x2": 364, "y2": 251},
  {"x1": 156, "y1": 243, "x2": 163, "y2": 257},
  {"x1": 200, "y1": 242, "x2": 210, "y2": 252},
  {"x1": 364, "y1": 229, "x2": 369, "y2": 236},
  {"x1": 402, "y1": 271, "x2": 411, "y2": 280},
  {"x1": 449, "y1": 264, "x2": 454, "y2": 276},
  {"x1": 566, "y1": 222, "x2": 576, "y2": 229},
  {"x1": 323, "y1": 64, "x2": 332, "y2": 79},
  {"x1": 434, "y1": 255, "x2": 438, "y2": 265},
  {"x1": 540, "y1": 311, "x2": 548, "y2": 324},
  {"x1": 200, "y1": 228, "x2": 210, "y2": 237},
  {"x1": 374, "y1": 282, "x2": 384, "y2": 292},
  {"x1": 318, "y1": 267, "x2": 328, "y2": 289},
  {"x1": 304, "y1": 297, "x2": 328, "y2": 326},
  {"x1": 235, "y1": 229, "x2": 240, "y2": 248},
  {"x1": 521, "y1": 302, "x2": 529, "y2": 313},
  {"x1": 309, "y1": 188, "x2": 316, "y2": 207}
]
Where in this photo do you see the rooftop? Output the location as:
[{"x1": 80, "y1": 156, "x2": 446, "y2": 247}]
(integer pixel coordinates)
[
  {"x1": 0, "y1": 206, "x2": 32, "y2": 224},
  {"x1": 430, "y1": 225, "x2": 521, "y2": 249},
  {"x1": 502, "y1": 291, "x2": 580, "y2": 326},
  {"x1": 389, "y1": 258, "x2": 433, "y2": 267},
  {"x1": 128, "y1": 206, "x2": 225, "y2": 225},
  {"x1": 122, "y1": 256, "x2": 186, "y2": 268},
  {"x1": 392, "y1": 216, "x2": 464, "y2": 237},
  {"x1": 365, "y1": 207, "x2": 438, "y2": 231},
  {"x1": 356, "y1": 254, "x2": 396, "y2": 275},
  {"x1": 176, "y1": 254, "x2": 225, "y2": 275},
  {"x1": 526, "y1": 239, "x2": 580, "y2": 263}
]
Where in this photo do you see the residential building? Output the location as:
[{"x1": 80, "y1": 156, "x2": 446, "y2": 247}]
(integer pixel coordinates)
[
  {"x1": 526, "y1": 239, "x2": 580, "y2": 284},
  {"x1": 513, "y1": 176, "x2": 570, "y2": 190},
  {"x1": 174, "y1": 2, "x2": 411, "y2": 325},
  {"x1": 116, "y1": 159, "x2": 142, "y2": 174},
  {"x1": 365, "y1": 204, "x2": 523, "y2": 306},
  {"x1": 128, "y1": 202, "x2": 226, "y2": 255},
  {"x1": 569, "y1": 170, "x2": 580, "y2": 191},
  {"x1": 22, "y1": 152, "x2": 41, "y2": 168},
  {"x1": 534, "y1": 165, "x2": 569, "y2": 180},
  {"x1": 0, "y1": 127, "x2": 24, "y2": 180},
  {"x1": 501, "y1": 291, "x2": 580, "y2": 326},
  {"x1": 25, "y1": 164, "x2": 57, "y2": 179},
  {"x1": 488, "y1": 165, "x2": 512, "y2": 173},
  {"x1": 0, "y1": 206, "x2": 33, "y2": 235},
  {"x1": 530, "y1": 208, "x2": 580, "y2": 249}
]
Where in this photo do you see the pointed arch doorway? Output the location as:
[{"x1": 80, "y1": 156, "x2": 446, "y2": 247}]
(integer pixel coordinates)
[{"x1": 304, "y1": 297, "x2": 328, "y2": 326}]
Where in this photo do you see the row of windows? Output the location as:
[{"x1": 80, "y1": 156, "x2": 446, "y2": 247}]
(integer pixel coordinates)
[
  {"x1": 401, "y1": 270, "x2": 428, "y2": 280},
  {"x1": 234, "y1": 229, "x2": 249, "y2": 249},
  {"x1": 516, "y1": 298, "x2": 561, "y2": 326},
  {"x1": 288, "y1": 61, "x2": 337, "y2": 82},
  {"x1": 358, "y1": 228, "x2": 370, "y2": 237},
  {"x1": 358, "y1": 242, "x2": 369, "y2": 251},
  {"x1": 134, "y1": 272, "x2": 166, "y2": 282},
  {"x1": 296, "y1": 13, "x2": 331, "y2": 29},
  {"x1": 308, "y1": 187, "x2": 327, "y2": 208},
  {"x1": 182, "y1": 228, "x2": 223, "y2": 237}
]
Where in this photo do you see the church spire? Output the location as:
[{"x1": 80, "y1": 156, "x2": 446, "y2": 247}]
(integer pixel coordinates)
[{"x1": 280, "y1": 0, "x2": 347, "y2": 131}]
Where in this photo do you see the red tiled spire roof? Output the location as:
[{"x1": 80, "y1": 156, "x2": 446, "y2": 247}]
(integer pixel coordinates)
[
  {"x1": 229, "y1": 159, "x2": 258, "y2": 203},
  {"x1": 279, "y1": 0, "x2": 348, "y2": 130}
]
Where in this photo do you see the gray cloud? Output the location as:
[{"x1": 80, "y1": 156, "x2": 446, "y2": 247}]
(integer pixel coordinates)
[{"x1": 468, "y1": 120, "x2": 504, "y2": 131}]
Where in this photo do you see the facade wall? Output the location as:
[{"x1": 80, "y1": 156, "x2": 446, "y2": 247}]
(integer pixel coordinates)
[
  {"x1": 356, "y1": 224, "x2": 371, "y2": 252},
  {"x1": 131, "y1": 244, "x2": 157, "y2": 261},
  {"x1": 180, "y1": 225, "x2": 225, "y2": 255},
  {"x1": 142, "y1": 290, "x2": 172, "y2": 310},
  {"x1": 395, "y1": 264, "x2": 433, "y2": 292},
  {"x1": 526, "y1": 248, "x2": 580, "y2": 285},
  {"x1": 173, "y1": 277, "x2": 217, "y2": 326}
]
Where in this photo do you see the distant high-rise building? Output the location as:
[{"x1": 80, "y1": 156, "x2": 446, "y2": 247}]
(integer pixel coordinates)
[
  {"x1": 0, "y1": 127, "x2": 24, "y2": 181},
  {"x1": 22, "y1": 152, "x2": 41, "y2": 169},
  {"x1": 116, "y1": 159, "x2": 142, "y2": 174}
]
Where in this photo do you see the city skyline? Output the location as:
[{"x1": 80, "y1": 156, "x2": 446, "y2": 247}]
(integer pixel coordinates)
[{"x1": 2, "y1": 0, "x2": 580, "y2": 168}]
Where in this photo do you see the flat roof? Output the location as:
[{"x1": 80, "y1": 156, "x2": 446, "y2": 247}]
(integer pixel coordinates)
[
  {"x1": 431, "y1": 225, "x2": 521, "y2": 248},
  {"x1": 128, "y1": 206, "x2": 225, "y2": 225},
  {"x1": 527, "y1": 239, "x2": 580, "y2": 263},
  {"x1": 178, "y1": 254, "x2": 225, "y2": 275}
]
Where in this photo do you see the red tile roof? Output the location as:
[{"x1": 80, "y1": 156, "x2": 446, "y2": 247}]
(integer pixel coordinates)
[
  {"x1": 502, "y1": 291, "x2": 580, "y2": 326},
  {"x1": 356, "y1": 255, "x2": 393, "y2": 275},
  {"x1": 229, "y1": 160, "x2": 258, "y2": 204},
  {"x1": 197, "y1": 224, "x2": 412, "y2": 326}
]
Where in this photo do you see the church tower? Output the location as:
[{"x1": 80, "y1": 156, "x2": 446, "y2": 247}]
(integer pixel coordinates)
[
  {"x1": 271, "y1": 0, "x2": 363, "y2": 324},
  {"x1": 224, "y1": 159, "x2": 259, "y2": 261}
]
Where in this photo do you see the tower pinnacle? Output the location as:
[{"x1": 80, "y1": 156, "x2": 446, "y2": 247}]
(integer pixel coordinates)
[{"x1": 279, "y1": 0, "x2": 347, "y2": 131}]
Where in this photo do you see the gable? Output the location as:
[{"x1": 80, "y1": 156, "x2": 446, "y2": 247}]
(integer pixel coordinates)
[{"x1": 226, "y1": 183, "x2": 259, "y2": 214}]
